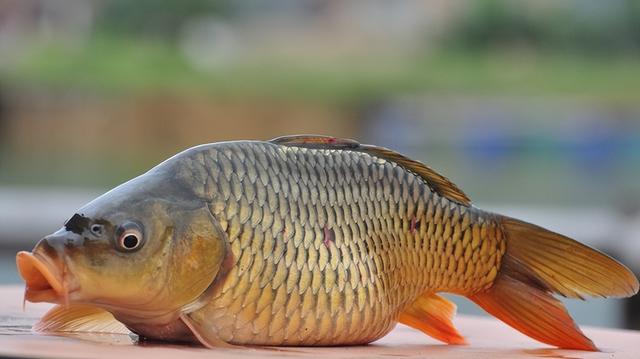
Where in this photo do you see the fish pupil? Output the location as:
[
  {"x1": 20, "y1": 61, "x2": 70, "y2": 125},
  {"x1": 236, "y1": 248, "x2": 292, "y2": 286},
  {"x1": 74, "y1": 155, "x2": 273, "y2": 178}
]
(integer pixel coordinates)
[{"x1": 122, "y1": 235, "x2": 139, "y2": 249}]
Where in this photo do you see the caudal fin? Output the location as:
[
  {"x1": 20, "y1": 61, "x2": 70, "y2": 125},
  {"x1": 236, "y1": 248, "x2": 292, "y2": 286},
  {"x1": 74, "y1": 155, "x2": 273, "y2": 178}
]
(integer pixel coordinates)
[{"x1": 469, "y1": 216, "x2": 639, "y2": 351}]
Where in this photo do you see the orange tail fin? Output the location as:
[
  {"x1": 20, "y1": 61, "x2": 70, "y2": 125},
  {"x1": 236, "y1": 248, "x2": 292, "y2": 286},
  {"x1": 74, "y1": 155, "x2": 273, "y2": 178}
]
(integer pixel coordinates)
[{"x1": 469, "y1": 216, "x2": 639, "y2": 351}]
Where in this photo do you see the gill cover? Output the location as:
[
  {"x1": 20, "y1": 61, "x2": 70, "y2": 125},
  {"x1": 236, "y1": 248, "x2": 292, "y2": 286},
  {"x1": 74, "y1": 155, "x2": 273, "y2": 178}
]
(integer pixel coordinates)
[
  {"x1": 175, "y1": 205, "x2": 235, "y2": 348},
  {"x1": 168, "y1": 205, "x2": 231, "y2": 309}
]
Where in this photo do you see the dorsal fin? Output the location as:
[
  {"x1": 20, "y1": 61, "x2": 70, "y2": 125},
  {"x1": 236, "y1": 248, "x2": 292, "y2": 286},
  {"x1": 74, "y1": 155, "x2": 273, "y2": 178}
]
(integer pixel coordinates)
[
  {"x1": 271, "y1": 134, "x2": 361, "y2": 149},
  {"x1": 270, "y1": 134, "x2": 471, "y2": 206},
  {"x1": 357, "y1": 144, "x2": 471, "y2": 206}
]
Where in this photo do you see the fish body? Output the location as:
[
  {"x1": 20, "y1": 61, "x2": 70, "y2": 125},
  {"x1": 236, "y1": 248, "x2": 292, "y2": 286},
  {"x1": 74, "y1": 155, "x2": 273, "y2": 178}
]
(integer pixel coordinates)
[
  {"x1": 180, "y1": 138, "x2": 503, "y2": 346},
  {"x1": 16, "y1": 135, "x2": 639, "y2": 350}
]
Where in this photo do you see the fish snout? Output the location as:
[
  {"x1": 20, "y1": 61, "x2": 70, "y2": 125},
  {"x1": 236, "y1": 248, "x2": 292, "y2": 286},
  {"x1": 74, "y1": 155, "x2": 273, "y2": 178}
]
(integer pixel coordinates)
[
  {"x1": 16, "y1": 230, "x2": 82, "y2": 304},
  {"x1": 41, "y1": 229, "x2": 84, "y2": 251},
  {"x1": 16, "y1": 250, "x2": 65, "y2": 303}
]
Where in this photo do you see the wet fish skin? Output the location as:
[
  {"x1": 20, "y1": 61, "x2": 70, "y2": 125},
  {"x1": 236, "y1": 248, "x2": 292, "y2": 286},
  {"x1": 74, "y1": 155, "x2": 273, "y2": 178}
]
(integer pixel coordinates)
[
  {"x1": 168, "y1": 140, "x2": 505, "y2": 345},
  {"x1": 16, "y1": 135, "x2": 638, "y2": 351}
]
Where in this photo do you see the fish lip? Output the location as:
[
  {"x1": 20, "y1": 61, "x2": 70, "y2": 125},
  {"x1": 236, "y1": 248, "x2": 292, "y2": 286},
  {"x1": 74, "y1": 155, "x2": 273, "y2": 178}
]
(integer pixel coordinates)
[{"x1": 16, "y1": 251, "x2": 78, "y2": 304}]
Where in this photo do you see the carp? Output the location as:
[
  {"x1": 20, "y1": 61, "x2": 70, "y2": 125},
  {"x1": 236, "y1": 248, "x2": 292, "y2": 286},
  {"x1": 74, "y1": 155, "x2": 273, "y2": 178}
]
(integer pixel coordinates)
[{"x1": 16, "y1": 135, "x2": 639, "y2": 350}]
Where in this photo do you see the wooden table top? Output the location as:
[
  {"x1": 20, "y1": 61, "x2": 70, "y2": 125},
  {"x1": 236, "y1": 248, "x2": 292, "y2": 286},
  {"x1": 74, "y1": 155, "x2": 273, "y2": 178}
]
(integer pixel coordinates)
[{"x1": 1, "y1": 285, "x2": 638, "y2": 358}]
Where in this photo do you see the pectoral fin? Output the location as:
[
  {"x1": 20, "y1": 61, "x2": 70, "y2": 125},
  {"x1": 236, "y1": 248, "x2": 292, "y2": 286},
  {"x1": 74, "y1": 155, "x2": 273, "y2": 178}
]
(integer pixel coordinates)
[
  {"x1": 399, "y1": 293, "x2": 466, "y2": 345},
  {"x1": 34, "y1": 304, "x2": 129, "y2": 334},
  {"x1": 180, "y1": 312, "x2": 235, "y2": 348}
]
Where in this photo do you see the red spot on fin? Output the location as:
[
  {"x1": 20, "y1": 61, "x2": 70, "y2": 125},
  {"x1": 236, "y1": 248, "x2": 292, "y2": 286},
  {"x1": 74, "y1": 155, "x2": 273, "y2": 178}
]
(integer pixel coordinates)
[{"x1": 270, "y1": 135, "x2": 359, "y2": 149}]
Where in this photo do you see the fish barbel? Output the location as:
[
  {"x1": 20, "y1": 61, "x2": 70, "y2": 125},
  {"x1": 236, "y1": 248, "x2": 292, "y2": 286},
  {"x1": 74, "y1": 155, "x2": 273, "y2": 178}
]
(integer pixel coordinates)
[{"x1": 16, "y1": 135, "x2": 639, "y2": 350}]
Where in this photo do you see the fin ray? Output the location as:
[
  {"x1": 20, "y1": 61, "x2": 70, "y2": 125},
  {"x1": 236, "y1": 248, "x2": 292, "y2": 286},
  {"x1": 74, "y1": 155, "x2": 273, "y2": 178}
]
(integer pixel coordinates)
[
  {"x1": 180, "y1": 313, "x2": 235, "y2": 348},
  {"x1": 501, "y1": 216, "x2": 639, "y2": 299},
  {"x1": 469, "y1": 275, "x2": 596, "y2": 351},
  {"x1": 34, "y1": 304, "x2": 129, "y2": 334},
  {"x1": 398, "y1": 293, "x2": 466, "y2": 345},
  {"x1": 467, "y1": 215, "x2": 639, "y2": 350}
]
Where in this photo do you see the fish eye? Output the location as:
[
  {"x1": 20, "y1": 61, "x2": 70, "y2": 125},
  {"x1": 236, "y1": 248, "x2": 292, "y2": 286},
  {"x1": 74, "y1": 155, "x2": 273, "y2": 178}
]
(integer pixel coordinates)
[
  {"x1": 120, "y1": 233, "x2": 140, "y2": 250},
  {"x1": 115, "y1": 222, "x2": 145, "y2": 252}
]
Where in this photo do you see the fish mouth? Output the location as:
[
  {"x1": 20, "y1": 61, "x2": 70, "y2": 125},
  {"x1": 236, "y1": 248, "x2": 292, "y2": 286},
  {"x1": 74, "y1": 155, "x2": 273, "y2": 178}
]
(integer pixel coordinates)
[{"x1": 16, "y1": 251, "x2": 74, "y2": 305}]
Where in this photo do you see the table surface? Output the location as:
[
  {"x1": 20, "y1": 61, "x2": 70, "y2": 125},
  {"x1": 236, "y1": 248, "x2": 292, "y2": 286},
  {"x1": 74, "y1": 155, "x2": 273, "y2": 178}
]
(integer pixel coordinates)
[{"x1": 1, "y1": 285, "x2": 638, "y2": 359}]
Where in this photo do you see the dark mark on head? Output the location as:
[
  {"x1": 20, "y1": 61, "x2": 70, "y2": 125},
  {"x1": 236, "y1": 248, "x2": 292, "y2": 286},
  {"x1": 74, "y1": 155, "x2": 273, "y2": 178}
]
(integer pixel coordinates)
[{"x1": 65, "y1": 213, "x2": 91, "y2": 235}]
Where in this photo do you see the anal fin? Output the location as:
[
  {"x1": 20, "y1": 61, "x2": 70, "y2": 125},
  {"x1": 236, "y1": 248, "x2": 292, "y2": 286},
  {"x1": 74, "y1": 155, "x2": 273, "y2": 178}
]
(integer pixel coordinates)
[
  {"x1": 34, "y1": 304, "x2": 129, "y2": 334},
  {"x1": 398, "y1": 293, "x2": 466, "y2": 345}
]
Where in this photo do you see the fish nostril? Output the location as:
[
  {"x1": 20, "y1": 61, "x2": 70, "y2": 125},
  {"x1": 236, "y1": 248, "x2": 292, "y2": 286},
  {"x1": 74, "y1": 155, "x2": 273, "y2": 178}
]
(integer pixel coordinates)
[{"x1": 37, "y1": 230, "x2": 83, "y2": 255}]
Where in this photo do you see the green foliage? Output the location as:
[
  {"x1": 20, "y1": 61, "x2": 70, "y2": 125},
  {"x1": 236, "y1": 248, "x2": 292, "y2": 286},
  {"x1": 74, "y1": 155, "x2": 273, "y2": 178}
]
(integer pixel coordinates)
[
  {"x1": 446, "y1": 0, "x2": 640, "y2": 55},
  {"x1": 447, "y1": 0, "x2": 549, "y2": 50},
  {"x1": 4, "y1": 36, "x2": 640, "y2": 105},
  {"x1": 3, "y1": 1, "x2": 640, "y2": 102},
  {"x1": 96, "y1": 0, "x2": 229, "y2": 39}
]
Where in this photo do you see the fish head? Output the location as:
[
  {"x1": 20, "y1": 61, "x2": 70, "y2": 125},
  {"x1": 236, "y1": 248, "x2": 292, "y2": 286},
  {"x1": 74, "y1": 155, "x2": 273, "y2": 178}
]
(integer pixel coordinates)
[{"x1": 17, "y1": 173, "x2": 229, "y2": 323}]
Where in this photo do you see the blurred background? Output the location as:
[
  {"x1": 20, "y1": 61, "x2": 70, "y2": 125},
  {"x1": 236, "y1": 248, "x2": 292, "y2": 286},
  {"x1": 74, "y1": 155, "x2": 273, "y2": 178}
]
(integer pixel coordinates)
[{"x1": 0, "y1": 0, "x2": 639, "y2": 332}]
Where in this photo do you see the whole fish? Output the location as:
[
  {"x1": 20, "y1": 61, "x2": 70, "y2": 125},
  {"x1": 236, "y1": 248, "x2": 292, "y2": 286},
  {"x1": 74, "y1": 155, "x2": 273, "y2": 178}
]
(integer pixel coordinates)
[{"x1": 16, "y1": 135, "x2": 639, "y2": 350}]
